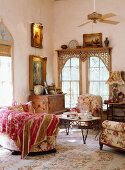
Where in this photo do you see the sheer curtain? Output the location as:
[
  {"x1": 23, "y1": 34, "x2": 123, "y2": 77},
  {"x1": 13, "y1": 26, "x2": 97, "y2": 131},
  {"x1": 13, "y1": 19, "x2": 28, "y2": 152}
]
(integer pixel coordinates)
[{"x1": 0, "y1": 56, "x2": 13, "y2": 106}]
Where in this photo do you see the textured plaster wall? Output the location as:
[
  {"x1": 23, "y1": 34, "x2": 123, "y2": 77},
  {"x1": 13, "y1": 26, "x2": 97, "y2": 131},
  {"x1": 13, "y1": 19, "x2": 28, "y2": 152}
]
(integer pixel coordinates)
[
  {"x1": 0, "y1": 0, "x2": 125, "y2": 102},
  {"x1": 53, "y1": 0, "x2": 125, "y2": 92},
  {"x1": 0, "y1": 0, "x2": 54, "y2": 103}
]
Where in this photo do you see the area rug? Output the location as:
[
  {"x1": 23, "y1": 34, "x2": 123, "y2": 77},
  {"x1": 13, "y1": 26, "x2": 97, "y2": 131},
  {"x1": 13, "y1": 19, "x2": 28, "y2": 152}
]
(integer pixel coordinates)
[{"x1": 0, "y1": 129, "x2": 125, "y2": 170}]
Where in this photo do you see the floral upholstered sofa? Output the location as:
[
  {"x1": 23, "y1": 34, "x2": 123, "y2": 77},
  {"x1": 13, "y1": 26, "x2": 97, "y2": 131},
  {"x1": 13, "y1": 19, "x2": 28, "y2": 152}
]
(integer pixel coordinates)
[
  {"x1": 0, "y1": 103, "x2": 59, "y2": 159},
  {"x1": 99, "y1": 120, "x2": 125, "y2": 151}
]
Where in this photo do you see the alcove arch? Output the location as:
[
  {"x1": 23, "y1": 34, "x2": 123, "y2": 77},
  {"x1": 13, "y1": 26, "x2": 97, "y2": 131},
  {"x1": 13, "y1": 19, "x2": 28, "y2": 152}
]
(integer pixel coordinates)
[{"x1": 0, "y1": 19, "x2": 14, "y2": 105}]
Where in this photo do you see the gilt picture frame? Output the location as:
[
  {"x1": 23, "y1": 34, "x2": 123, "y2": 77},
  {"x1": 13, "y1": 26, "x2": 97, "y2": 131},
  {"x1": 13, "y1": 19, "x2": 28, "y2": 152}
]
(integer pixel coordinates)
[
  {"x1": 83, "y1": 33, "x2": 102, "y2": 48},
  {"x1": 31, "y1": 23, "x2": 43, "y2": 48},
  {"x1": 29, "y1": 55, "x2": 47, "y2": 90}
]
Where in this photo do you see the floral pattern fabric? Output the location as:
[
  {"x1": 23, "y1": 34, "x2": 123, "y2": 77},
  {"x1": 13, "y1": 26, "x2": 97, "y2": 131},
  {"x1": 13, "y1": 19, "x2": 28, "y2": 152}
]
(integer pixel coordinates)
[
  {"x1": 77, "y1": 94, "x2": 102, "y2": 116},
  {"x1": 0, "y1": 110, "x2": 59, "y2": 158},
  {"x1": 99, "y1": 120, "x2": 125, "y2": 150},
  {"x1": 0, "y1": 133, "x2": 57, "y2": 153}
]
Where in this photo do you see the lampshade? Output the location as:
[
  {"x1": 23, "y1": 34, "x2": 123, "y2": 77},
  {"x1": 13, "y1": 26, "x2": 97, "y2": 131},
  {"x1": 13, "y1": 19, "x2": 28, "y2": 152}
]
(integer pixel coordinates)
[{"x1": 106, "y1": 71, "x2": 124, "y2": 85}]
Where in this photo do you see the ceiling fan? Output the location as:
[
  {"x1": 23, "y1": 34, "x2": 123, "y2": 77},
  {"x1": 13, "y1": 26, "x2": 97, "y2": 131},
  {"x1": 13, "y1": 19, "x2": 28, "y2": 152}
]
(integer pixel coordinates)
[{"x1": 79, "y1": 0, "x2": 119, "y2": 26}]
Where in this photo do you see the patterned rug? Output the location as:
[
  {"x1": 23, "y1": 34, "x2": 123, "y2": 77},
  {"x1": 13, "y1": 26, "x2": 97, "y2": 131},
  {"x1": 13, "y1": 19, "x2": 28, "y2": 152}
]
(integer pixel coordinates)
[{"x1": 0, "y1": 129, "x2": 125, "y2": 170}]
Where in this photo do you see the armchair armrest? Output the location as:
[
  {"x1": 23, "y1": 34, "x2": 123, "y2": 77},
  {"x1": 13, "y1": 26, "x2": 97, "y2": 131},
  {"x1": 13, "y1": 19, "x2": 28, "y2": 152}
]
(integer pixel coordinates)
[{"x1": 102, "y1": 120, "x2": 125, "y2": 132}]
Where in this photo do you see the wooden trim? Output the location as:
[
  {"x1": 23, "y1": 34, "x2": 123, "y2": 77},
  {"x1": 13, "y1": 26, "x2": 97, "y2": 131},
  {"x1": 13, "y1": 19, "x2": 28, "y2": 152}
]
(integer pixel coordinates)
[
  {"x1": 79, "y1": 58, "x2": 82, "y2": 94},
  {"x1": 57, "y1": 47, "x2": 112, "y2": 52},
  {"x1": 86, "y1": 58, "x2": 89, "y2": 93},
  {"x1": 0, "y1": 44, "x2": 11, "y2": 56}
]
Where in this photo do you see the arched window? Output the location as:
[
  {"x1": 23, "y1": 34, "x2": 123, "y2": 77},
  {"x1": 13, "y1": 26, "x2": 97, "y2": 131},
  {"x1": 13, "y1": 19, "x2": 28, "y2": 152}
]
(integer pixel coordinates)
[
  {"x1": 0, "y1": 21, "x2": 13, "y2": 106},
  {"x1": 87, "y1": 56, "x2": 109, "y2": 106},
  {"x1": 57, "y1": 47, "x2": 111, "y2": 109},
  {"x1": 61, "y1": 57, "x2": 80, "y2": 108}
]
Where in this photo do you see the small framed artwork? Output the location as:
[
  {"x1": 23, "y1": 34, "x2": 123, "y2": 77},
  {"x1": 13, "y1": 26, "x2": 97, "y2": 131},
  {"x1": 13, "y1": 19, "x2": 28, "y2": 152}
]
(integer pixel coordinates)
[
  {"x1": 44, "y1": 81, "x2": 48, "y2": 88},
  {"x1": 31, "y1": 23, "x2": 43, "y2": 48},
  {"x1": 45, "y1": 88, "x2": 49, "y2": 95},
  {"x1": 83, "y1": 33, "x2": 102, "y2": 48},
  {"x1": 29, "y1": 55, "x2": 47, "y2": 90},
  {"x1": 44, "y1": 81, "x2": 49, "y2": 95}
]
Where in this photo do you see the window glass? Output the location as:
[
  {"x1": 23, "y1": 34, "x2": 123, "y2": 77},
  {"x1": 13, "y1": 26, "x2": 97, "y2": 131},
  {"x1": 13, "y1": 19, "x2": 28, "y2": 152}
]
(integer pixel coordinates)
[
  {"x1": 89, "y1": 68, "x2": 100, "y2": 81},
  {"x1": 100, "y1": 67, "x2": 109, "y2": 81},
  {"x1": 64, "y1": 59, "x2": 70, "y2": 66},
  {"x1": 0, "y1": 56, "x2": 13, "y2": 106},
  {"x1": 62, "y1": 67, "x2": 70, "y2": 80},
  {"x1": 61, "y1": 58, "x2": 80, "y2": 108},
  {"x1": 71, "y1": 58, "x2": 79, "y2": 66},
  {"x1": 70, "y1": 95, "x2": 78, "y2": 108},
  {"x1": 88, "y1": 56, "x2": 109, "y2": 109},
  {"x1": 71, "y1": 66, "x2": 79, "y2": 80},
  {"x1": 65, "y1": 94, "x2": 70, "y2": 108},
  {"x1": 62, "y1": 82, "x2": 70, "y2": 95},
  {"x1": 71, "y1": 82, "x2": 79, "y2": 95},
  {"x1": 89, "y1": 82, "x2": 100, "y2": 95},
  {"x1": 89, "y1": 57, "x2": 99, "y2": 67}
]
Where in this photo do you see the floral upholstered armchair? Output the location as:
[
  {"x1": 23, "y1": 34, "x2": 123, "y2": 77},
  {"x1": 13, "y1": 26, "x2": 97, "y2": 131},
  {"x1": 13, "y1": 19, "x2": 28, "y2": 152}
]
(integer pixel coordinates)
[
  {"x1": 76, "y1": 94, "x2": 103, "y2": 117},
  {"x1": 99, "y1": 120, "x2": 125, "y2": 151}
]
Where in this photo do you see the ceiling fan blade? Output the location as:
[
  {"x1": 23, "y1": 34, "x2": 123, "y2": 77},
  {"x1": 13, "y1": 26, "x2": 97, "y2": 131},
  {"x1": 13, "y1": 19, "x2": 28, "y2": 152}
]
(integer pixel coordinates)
[
  {"x1": 101, "y1": 13, "x2": 117, "y2": 19},
  {"x1": 78, "y1": 21, "x2": 92, "y2": 27},
  {"x1": 99, "y1": 19, "x2": 120, "y2": 25}
]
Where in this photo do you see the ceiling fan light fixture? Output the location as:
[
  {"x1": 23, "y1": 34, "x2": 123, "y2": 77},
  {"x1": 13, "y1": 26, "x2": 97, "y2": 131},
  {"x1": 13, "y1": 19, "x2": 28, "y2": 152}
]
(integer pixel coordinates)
[
  {"x1": 78, "y1": 1, "x2": 120, "y2": 27},
  {"x1": 88, "y1": 12, "x2": 102, "y2": 21}
]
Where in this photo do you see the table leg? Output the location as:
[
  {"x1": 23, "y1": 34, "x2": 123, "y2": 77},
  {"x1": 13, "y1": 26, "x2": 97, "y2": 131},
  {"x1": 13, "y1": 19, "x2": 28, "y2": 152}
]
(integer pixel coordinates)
[
  {"x1": 111, "y1": 104, "x2": 114, "y2": 120},
  {"x1": 94, "y1": 120, "x2": 101, "y2": 140},
  {"x1": 65, "y1": 121, "x2": 70, "y2": 135},
  {"x1": 81, "y1": 128, "x2": 88, "y2": 144},
  {"x1": 95, "y1": 129, "x2": 101, "y2": 140}
]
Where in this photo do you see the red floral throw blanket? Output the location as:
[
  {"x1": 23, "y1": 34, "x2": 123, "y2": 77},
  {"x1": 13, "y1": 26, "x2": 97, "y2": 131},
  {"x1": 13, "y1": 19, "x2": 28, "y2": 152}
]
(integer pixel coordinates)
[{"x1": 0, "y1": 110, "x2": 59, "y2": 158}]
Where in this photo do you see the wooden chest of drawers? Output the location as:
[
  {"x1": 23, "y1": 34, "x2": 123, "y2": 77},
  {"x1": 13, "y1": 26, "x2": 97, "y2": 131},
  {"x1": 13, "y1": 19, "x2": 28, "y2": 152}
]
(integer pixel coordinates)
[{"x1": 29, "y1": 94, "x2": 66, "y2": 114}]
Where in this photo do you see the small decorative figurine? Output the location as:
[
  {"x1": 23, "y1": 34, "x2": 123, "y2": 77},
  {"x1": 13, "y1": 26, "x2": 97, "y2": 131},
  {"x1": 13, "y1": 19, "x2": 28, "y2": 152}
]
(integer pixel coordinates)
[{"x1": 104, "y1": 37, "x2": 109, "y2": 47}]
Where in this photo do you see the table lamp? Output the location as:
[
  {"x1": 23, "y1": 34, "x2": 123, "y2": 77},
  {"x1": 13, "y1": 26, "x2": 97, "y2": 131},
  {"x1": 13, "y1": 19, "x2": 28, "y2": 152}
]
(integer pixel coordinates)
[{"x1": 106, "y1": 71, "x2": 124, "y2": 102}]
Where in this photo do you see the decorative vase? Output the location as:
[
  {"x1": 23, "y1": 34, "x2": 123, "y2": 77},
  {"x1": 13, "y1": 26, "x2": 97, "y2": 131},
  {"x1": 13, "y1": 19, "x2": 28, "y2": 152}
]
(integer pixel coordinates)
[
  {"x1": 34, "y1": 85, "x2": 44, "y2": 95},
  {"x1": 61, "y1": 44, "x2": 68, "y2": 49},
  {"x1": 104, "y1": 37, "x2": 109, "y2": 47}
]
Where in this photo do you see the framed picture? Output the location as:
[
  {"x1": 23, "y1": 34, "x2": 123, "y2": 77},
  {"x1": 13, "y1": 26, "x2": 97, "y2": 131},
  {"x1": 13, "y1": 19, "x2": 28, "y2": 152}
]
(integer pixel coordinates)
[
  {"x1": 45, "y1": 88, "x2": 49, "y2": 95},
  {"x1": 44, "y1": 81, "x2": 48, "y2": 88},
  {"x1": 44, "y1": 81, "x2": 49, "y2": 95},
  {"x1": 31, "y1": 23, "x2": 43, "y2": 48},
  {"x1": 29, "y1": 55, "x2": 47, "y2": 90},
  {"x1": 83, "y1": 33, "x2": 102, "y2": 48}
]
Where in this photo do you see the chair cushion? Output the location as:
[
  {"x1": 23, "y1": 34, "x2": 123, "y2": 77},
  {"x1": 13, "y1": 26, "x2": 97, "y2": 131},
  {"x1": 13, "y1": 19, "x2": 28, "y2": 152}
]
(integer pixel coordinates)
[{"x1": 77, "y1": 94, "x2": 102, "y2": 116}]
